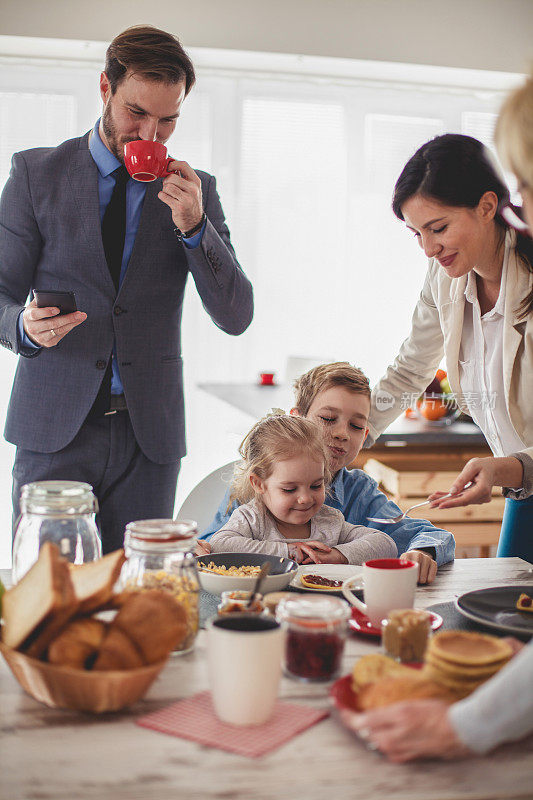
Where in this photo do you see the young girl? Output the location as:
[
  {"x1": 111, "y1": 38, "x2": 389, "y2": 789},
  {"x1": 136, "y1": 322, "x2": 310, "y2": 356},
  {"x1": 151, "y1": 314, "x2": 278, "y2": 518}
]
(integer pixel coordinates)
[{"x1": 209, "y1": 413, "x2": 396, "y2": 564}]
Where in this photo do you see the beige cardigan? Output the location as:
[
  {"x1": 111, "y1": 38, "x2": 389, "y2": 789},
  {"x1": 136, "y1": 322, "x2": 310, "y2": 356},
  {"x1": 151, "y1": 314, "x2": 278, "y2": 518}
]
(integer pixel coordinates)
[{"x1": 367, "y1": 231, "x2": 533, "y2": 498}]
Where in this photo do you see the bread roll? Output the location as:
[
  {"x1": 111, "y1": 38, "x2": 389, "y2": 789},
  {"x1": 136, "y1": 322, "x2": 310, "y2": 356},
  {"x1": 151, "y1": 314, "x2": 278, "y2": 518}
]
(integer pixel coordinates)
[
  {"x1": 112, "y1": 589, "x2": 188, "y2": 664},
  {"x1": 93, "y1": 628, "x2": 145, "y2": 671},
  {"x1": 48, "y1": 618, "x2": 107, "y2": 669},
  {"x1": 357, "y1": 673, "x2": 457, "y2": 710},
  {"x1": 352, "y1": 653, "x2": 411, "y2": 693}
]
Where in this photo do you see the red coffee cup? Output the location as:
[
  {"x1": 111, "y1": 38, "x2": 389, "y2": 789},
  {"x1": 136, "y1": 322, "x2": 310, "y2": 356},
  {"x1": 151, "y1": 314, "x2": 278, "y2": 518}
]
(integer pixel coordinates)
[
  {"x1": 123, "y1": 140, "x2": 177, "y2": 182},
  {"x1": 259, "y1": 373, "x2": 275, "y2": 386}
]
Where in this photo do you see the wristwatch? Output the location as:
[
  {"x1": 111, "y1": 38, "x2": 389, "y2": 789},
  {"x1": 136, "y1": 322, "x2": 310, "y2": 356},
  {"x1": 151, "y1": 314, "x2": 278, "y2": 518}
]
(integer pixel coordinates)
[{"x1": 174, "y1": 212, "x2": 206, "y2": 242}]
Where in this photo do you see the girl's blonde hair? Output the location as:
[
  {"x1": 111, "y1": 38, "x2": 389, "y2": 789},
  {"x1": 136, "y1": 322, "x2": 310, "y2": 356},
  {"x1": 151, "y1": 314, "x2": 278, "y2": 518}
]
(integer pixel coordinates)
[
  {"x1": 495, "y1": 75, "x2": 533, "y2": 190},
  {"x1": 230, "y1": 411, "x2": 331, "y2": 506}
]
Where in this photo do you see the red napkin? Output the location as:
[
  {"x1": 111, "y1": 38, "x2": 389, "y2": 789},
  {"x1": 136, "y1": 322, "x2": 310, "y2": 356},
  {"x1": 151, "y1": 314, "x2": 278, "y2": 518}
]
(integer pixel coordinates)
[{"x1": 136, "y1": 690, "x2": 329, "y2": 758}]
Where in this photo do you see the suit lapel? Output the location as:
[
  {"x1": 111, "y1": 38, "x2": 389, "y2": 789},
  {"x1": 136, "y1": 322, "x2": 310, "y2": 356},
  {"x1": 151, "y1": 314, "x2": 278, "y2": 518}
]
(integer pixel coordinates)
[{"x1": 67, "y1": 134, "x2": 115, "y2": 293}]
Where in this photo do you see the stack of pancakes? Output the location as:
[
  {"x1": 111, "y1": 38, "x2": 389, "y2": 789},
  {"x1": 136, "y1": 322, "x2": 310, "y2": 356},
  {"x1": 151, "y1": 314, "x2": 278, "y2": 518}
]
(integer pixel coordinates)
[{"x1": 424, "y1": 631, "x2": 513, "y2": 699}]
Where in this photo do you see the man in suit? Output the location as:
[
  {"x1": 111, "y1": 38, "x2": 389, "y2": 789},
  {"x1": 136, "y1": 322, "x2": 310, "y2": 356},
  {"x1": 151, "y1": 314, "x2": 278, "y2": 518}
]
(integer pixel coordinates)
[{"x1": 0, "y1": 25, "x2": 253, "y2": 552}]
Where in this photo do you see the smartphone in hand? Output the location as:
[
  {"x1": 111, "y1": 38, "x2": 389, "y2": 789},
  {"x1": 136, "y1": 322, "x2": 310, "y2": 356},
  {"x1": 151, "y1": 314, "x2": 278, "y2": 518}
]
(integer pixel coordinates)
[{"x1": 33, "y1": 290, "x2": 77, "y2": 316}]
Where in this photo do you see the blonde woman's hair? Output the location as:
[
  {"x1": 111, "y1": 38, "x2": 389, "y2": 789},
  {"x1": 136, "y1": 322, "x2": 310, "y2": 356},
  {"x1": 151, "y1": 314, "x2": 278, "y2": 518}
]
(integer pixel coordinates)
[
  {"x1": 230, "y1": 412, "x2": 331, "y2": 506},
  {"x1": 495, "y1": 75, "x2": 533, "y2": 190},
  {"x1": 293, "y1": 362, "x2": 370, "y2": 417}
]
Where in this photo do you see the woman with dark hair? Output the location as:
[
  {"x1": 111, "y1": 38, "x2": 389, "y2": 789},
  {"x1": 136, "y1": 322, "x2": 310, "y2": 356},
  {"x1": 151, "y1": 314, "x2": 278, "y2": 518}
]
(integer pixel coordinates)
[
  {"x1": 366, "y1": 133, "x2": 533, "y2": 561},
  {"x1": 340, "y1": 86, "x2": 533, "y2": 764}
]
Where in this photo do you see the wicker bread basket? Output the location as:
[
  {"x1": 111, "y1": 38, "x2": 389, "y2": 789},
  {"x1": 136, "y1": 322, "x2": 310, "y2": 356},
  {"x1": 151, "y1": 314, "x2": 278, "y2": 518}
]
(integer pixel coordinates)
[{"x1": 0, "y1": 640, "x2": 166, "y2": 713}]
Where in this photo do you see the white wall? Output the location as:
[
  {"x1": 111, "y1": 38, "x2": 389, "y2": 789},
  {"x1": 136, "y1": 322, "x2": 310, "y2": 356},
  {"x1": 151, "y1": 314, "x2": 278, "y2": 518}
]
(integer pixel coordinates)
[{"x1": 1, "y1": 0, "x2": 532, "y2": 74}]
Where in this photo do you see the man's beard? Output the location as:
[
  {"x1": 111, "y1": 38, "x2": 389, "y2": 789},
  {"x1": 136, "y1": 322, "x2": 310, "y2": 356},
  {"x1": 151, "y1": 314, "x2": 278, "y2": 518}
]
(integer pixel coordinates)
[{"x1": 101, "y1": 102, "x2": 132, "y2": 163}]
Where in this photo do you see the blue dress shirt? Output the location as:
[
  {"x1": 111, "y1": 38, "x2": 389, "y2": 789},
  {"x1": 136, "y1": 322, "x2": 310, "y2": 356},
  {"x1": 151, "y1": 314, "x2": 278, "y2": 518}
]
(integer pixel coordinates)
[
  {"x1": 200, "y1": 466, "x2": 456, "y2": 567},
  {"x1": 18, "y1": 120, "x2": 206, "y2": 395}
]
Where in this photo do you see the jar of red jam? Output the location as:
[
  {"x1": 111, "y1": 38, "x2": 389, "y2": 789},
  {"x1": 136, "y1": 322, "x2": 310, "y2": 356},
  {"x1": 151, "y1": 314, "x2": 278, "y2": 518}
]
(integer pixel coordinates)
[{"x1": 276, "y1": 596, "x2": 350, "y2": 682}]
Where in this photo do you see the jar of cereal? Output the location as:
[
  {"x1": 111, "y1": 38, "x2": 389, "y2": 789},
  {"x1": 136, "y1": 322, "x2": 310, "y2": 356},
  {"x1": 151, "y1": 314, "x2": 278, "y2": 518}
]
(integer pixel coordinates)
[{"x1": 119, "y1": 519, "x2": 199, "y2": 654}]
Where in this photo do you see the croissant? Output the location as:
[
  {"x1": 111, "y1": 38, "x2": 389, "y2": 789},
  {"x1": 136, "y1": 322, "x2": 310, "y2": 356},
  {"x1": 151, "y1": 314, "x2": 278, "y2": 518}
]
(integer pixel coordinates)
[
  {"x1": 112, "y1": 589, "x2": 188, "y2": 664},
  {"x1": 48, "y1": 618, "x2": 107, "y2": 669},
  {"x1": 92, "y1": 627, "x2": 144, "y2": 671}
]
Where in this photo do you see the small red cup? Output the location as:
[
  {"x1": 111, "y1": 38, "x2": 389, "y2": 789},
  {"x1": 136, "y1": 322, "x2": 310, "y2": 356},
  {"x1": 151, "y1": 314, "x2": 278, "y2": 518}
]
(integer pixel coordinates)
[
  {"x1": 123, "y1": 140, "x2": 176, "y2": 182},
  {"x1": 259, "y1": 372, "x2": 275, "y2": 386}
]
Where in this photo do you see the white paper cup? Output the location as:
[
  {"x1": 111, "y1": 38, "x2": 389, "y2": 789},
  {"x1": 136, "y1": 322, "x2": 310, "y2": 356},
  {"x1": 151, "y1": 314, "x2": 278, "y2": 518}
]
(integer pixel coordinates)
[
  {"x1": 342, "y1": 558, "x2": 418, "y2": 626},
  {"x1": 207, "y1": 614, "x2": 284, "y2": 726}
]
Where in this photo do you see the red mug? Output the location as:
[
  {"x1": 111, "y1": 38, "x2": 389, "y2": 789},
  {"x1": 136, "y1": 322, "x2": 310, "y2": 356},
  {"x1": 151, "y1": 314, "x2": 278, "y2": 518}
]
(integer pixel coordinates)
[
  {"x1": 123, "y1": 140, "x2": 177, "y2": 182},
  {"x1": 259, "y1": 372, "x2": 275, "y2": 386}
]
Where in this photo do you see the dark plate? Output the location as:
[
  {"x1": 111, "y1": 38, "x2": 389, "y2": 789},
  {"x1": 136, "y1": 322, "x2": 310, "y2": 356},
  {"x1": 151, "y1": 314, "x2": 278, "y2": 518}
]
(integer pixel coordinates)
[
  {"x1": 455, "y1": 585, "x2": 533, "y2": 637},
  {"x1": 195, "y1": 551, "x2": 298, "y2": 575}
]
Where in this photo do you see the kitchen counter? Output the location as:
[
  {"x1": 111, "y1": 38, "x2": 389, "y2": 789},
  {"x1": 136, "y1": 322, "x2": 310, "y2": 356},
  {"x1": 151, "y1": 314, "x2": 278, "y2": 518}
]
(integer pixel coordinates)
[{"x1": 198, "y1": 382, "x2": 488, "y2": 447}]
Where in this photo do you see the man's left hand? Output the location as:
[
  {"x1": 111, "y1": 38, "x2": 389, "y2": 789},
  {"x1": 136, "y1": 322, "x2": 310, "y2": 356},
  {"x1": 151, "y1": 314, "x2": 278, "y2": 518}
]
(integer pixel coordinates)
[
  {"x1": 401, "y1": 550, "x2": 437, "y2": 584},
  {"x1": 158, "y1": 160, "x2": 204, "y2": 232}
]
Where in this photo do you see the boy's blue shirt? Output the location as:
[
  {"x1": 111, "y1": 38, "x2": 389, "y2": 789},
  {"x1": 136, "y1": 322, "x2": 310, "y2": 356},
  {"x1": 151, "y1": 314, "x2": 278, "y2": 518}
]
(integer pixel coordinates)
[{"x1": 200, "y1": 466, "x2": 455, "y2": 566}]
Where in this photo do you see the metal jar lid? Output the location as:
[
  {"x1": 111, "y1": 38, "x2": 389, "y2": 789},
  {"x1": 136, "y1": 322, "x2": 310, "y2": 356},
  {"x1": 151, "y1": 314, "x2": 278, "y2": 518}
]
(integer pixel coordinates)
[
  {"x1": 276, "y1": 595, "x2": 351, "y2": 629},
  {"x1": 125, "y1": 518, "x2": 198, "y2": 553}
]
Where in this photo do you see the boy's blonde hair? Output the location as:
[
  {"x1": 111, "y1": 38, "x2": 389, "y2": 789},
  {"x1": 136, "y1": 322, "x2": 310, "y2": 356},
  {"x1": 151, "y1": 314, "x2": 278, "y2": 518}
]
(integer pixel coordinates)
[
  {"x1": 230, "y1": 412, "x2": 331, "y2": 506},
  {"x1": 495, "y1": 75, "x2": 533, "y2": 190},
  {"x1": 293, "y1": 362, "x2": 371, "y2": 417}
]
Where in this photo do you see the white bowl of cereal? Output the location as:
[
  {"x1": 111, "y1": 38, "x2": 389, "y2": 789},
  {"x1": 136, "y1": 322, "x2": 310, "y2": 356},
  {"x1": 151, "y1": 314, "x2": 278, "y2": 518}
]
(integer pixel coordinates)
[{"x1": 195, "y1": 553, "x2": 299, "y2": 596}]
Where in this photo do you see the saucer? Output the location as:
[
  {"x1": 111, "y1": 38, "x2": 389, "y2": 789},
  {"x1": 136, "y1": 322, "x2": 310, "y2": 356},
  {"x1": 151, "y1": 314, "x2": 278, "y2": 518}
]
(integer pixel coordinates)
[{"x1": 349, "y1": 608, "x2": 443, "y2": 638}]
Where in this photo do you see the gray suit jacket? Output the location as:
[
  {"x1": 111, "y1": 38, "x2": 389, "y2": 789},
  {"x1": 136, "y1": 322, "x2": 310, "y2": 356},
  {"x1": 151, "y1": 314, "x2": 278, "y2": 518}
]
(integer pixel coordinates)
[{"x1": 0, "y1": 132, "x2": 253, "y2": 463}]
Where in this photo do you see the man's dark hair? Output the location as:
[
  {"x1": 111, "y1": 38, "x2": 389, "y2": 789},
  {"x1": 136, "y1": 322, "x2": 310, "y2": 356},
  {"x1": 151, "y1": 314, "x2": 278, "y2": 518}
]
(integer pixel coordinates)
[{"x1": 105, "y1": 25, "x2": 196, "y2": 95}]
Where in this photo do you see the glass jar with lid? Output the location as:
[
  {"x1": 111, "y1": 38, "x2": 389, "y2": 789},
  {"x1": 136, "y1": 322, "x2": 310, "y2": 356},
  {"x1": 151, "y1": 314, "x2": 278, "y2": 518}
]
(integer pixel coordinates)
[
  {"x1": 118, "y1": 519, "x2": 200, "y2": 655},
  {"x1": 276, "y1": 595, "x2": 350, "y2": 682},
  {"x1": 217, "y1": 590, "x2": 266, "y2": 616},
  {"x1": 381, "y1": 608, "x2": 431, "y2": 663},
  {"x1": 12, "y1": 480, "x2": 101, "y2": 582}
]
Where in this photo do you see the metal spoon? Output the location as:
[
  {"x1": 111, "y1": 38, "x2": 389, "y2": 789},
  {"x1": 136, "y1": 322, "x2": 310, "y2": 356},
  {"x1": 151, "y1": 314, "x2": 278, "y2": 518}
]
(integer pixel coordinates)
[
  {"x1": 368, "y1": 483, "x2": 473, "y2": 524},
  {"x1": 246, "y1": 561, "x2": 271, "y2": 608}
]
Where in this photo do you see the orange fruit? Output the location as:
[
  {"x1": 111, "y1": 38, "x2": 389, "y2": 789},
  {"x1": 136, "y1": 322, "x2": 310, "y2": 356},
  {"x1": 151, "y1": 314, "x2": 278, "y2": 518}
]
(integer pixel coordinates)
[
  {"x1": 418, "y1": 398, "x2": 448, "y2": 421},
  {"x1": 435, "y1": 369, "x2": 447, "y2": 382}
]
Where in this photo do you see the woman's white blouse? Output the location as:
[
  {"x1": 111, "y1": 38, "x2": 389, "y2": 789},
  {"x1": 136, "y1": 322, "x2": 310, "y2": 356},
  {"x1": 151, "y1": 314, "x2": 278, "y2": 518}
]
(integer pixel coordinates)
[{"x1": 459, "y1": 241, "x2": 527, "y2": 458}]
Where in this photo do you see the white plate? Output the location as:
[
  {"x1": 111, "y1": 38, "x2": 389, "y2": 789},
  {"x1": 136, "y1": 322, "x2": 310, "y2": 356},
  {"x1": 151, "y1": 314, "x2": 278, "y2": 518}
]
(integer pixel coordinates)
[{"x1": 290, "y1": 564, "x2": 362, "y2": 592}]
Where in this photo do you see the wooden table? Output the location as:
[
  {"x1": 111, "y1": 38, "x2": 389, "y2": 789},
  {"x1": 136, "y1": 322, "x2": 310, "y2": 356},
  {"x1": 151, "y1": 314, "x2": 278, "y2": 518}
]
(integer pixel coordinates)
[{"x1": 1, "y1": 558, "x2": 532, "y2": 800}]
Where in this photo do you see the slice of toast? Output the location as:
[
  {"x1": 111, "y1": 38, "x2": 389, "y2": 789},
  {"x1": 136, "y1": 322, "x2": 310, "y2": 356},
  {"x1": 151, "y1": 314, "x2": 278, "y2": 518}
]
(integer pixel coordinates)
[
  {"x1": 2, "y1": 542, "x2": 75, "y2": 651},
  {"x1": 68, "y1": 549, "x2": 126, "y2": 615},
  {"x1": 23, "y1": 556, "x2": 78, "y2": 659},
  {"x1": 25, "y1": 549, "x2": 126, "y2": 658}
]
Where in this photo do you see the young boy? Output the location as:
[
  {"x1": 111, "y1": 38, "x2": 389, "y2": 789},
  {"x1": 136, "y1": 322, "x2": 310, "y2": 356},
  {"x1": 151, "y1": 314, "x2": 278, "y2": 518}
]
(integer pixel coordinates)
[{"x1": 199, "y1": 362, "x2": 455, "y2": 583}]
